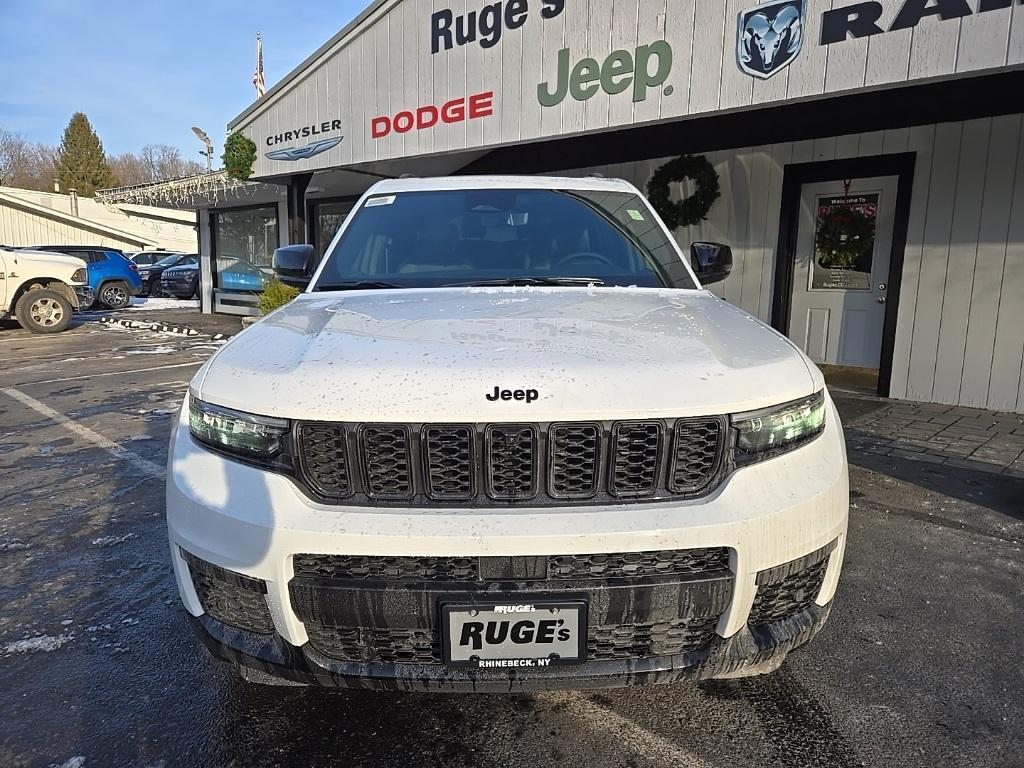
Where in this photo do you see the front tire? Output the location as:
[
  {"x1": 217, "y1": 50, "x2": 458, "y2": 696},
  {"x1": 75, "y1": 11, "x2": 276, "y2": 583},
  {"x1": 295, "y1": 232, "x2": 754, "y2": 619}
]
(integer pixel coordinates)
[
  {"x1": 15, "y1": 288, "x2": 72, "y2": 334},
  {"x1": 148, "y1": 277, "x2": 162, "y2": 298},
  {"x1": 99, "y1": 281, "x2": 131, "y2": 310}
]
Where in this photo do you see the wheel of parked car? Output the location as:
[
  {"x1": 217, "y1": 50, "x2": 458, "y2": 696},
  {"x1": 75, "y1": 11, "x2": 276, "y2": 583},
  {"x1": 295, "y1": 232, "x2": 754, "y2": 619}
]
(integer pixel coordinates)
[
  {"x1": 148, "y1": 276, "x2": 162, "y2": 298},
  {"x1": 190, "y1": 279, "x2": 199, "y2": 300},
  {"x1": 99, "y1": 281, "x2": 131, "y2": 310},
  {"x1": 15, "y1": 287, "x2": 72, "y2": 334}
]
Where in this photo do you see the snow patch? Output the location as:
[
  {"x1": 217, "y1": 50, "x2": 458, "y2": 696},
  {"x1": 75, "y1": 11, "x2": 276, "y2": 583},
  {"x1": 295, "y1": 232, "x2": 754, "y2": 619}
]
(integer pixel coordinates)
[
  {"x1": 51, "y1": 757, "x2": 86, "y2": 768},
  {"x1": 0, "y1": 540, "x2": 31, "y2": 551},
  {"x1": 4, "y1": 633, "x2": 74, "y2": 655},
  {"x1": 125, "y1": 346, "x2": 177, "y2": 355},
  {"x1": 90, "y1": 534, "x2": 137, "y2": 547},
  {"x1": 128, "y1": 297, "x2": 199, "y2": 311}
]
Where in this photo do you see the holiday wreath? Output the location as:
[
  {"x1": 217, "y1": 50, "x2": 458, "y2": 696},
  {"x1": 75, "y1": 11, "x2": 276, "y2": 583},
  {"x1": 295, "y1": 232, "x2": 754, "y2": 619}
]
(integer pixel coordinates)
[{"x1": 645, "y1": 154, "x2": 721, "y2": 230}]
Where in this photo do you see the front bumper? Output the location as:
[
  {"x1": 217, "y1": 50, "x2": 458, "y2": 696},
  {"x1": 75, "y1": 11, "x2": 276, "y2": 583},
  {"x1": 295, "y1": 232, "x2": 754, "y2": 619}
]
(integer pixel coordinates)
[{"x1": 167, "y1": 396, "x2": 848, "y2": 690}]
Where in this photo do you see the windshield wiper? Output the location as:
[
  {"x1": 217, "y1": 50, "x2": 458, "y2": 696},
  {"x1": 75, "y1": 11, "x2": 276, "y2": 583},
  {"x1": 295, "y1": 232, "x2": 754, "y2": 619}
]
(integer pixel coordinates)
[
  {"x1": 443, "y1": 277, "x2": 606, "y2": 287},
  {"x1": 314, "y1": 280, "x2": 404, "y2": 291}
]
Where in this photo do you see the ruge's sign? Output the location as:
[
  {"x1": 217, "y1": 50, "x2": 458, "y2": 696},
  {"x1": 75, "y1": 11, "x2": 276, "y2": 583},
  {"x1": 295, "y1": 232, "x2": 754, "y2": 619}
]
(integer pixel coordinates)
[
  {"x1": 431, "y1": 0, "x2": 565, "y2": 54},
  {"x1": 538, "y1": 42, "x2": 674, "y2": 106}
]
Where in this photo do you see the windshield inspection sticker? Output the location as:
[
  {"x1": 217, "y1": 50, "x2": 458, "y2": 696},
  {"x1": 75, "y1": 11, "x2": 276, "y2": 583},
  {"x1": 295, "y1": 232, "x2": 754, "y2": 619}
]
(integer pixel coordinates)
[
  {"x1": 627, "y1": 209, "x2": 645, "y2": 221},
  {"x1": 365, "y1": 195, "x2": 396, "y2": 207}
]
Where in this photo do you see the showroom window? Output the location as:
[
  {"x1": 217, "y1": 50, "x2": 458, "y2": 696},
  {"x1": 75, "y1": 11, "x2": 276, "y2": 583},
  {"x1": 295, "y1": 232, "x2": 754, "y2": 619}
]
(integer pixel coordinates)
[
  {"x1": 211, "y1": 205, "x2": 279, "y2": 294},
  {"x1": 309, "y1": 198, "x2": 357, "y2": 261}
]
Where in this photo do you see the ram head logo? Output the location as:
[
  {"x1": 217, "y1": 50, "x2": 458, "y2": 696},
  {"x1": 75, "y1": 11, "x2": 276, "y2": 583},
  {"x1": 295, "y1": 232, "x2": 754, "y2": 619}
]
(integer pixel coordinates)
[{"x1": 737, "y1": 0, "x2": 804, "y2": 79}]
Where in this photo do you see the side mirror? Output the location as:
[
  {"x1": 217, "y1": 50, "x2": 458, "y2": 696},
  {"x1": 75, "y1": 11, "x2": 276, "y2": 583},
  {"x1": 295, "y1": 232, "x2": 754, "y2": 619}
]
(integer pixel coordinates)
[
  {"x1": 689, "y1": 242, "x2": 733, "y2": 285},
  {"x1": 272, "y1": 244, "x2": 315, "y2": 289}
]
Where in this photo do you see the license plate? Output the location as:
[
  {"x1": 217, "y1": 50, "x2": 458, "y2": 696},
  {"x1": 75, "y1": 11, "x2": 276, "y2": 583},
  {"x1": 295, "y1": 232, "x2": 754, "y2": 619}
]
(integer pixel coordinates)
[{"x1": 441, "y1": 599, "x2": 587, "y2": 668}]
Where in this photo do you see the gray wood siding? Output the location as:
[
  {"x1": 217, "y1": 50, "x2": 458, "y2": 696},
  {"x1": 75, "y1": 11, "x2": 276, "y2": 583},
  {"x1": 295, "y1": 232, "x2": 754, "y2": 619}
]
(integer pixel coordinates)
[
  {"x1": 235, "y1": 0, "x2": 1024, "y2": 179},
  {"x1": 555, "y1": 115, "x2": 1024, "y2": 412}
]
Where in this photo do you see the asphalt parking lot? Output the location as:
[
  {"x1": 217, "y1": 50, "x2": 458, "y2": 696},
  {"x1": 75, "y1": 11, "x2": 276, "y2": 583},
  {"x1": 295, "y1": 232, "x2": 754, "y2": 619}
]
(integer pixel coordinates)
[{"x1": 1, "y1": 315, "x2": 1022, "y2": 768}]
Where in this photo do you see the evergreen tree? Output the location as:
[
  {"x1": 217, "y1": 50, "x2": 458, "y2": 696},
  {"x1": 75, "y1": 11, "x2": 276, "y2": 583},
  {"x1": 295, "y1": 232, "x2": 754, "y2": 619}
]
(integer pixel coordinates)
[{"x1": 55, "y1": 112, "x2": 115, "y2": 196}]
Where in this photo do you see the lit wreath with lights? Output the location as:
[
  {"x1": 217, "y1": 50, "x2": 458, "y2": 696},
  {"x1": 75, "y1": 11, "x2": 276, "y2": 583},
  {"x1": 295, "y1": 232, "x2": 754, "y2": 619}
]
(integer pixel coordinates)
[{"x1": 646, "y1": 154, "x2": 721, "y2": 230}]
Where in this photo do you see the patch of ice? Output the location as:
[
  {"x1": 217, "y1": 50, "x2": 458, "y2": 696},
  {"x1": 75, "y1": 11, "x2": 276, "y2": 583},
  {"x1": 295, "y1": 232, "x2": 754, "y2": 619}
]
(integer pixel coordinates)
[
  {"x1": 4, "y1": 633, "x2": 73, "y2": 655},
  {"x1": 128, "y1": 297, "x2": 199, "y2": 311},
  {"x1": 125, "y1": 346, "x2": 177, "y2": 355},
  {"x1": 90, "y1": 534, "x2": 137, "y2": 547},
  {"x1": 123, "y1": 435, "x2": 156, "y2": 442}
]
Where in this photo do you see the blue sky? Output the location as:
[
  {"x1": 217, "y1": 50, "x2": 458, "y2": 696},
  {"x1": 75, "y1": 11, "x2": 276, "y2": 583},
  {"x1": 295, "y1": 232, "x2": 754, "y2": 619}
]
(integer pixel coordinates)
[{"x1": 0, "y1": 0, "x2": 365, "y2": 156}]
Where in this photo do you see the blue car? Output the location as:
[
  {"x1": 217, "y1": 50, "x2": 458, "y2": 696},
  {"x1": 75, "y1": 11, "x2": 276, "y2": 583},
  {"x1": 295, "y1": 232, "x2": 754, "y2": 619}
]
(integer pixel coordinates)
[{"x1": 31, "y1": 245, "x2": 143, "y2": 309}]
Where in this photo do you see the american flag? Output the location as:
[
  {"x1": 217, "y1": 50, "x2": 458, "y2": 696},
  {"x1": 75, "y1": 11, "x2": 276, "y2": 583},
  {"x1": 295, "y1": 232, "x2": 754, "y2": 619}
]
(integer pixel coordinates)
[{"x1": 252, "y1": 32, "x2": 265, "y2": 98}]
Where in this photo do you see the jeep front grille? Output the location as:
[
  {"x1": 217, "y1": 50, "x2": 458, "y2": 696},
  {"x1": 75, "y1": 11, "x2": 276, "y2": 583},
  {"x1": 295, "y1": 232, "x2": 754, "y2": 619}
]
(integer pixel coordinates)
[{"x1": 291, "y1": 417, "x2": 727, "y2": 507}]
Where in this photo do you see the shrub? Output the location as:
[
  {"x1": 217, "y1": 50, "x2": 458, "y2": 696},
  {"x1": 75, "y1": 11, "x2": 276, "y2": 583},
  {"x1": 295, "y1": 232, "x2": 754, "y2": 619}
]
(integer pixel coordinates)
[{"x1": 258, "y1": 278, "x2": 300, "y2": 316}]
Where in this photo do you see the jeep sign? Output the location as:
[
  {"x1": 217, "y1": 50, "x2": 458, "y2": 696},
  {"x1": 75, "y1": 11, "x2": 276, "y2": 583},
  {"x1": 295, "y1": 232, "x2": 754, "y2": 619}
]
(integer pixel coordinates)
[{"x1": 538, "y1": 41, "x2": 673, "y2": 107}]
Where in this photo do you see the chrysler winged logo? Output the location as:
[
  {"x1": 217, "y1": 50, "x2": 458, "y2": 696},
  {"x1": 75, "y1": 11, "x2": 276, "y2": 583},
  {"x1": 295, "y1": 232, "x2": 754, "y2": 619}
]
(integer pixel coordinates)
[
  {"x1": 265, "y1": 137, "x2": 343, "y2": 161},
  {"x1": 737, "y1": 0, "x2": 804, "y2": 80}
]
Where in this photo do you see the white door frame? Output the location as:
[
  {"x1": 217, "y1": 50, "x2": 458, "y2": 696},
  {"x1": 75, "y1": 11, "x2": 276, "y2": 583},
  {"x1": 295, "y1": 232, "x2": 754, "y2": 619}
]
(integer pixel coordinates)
[{"x1": 770, "y1": 154, "x2": 916, "y2": 397}]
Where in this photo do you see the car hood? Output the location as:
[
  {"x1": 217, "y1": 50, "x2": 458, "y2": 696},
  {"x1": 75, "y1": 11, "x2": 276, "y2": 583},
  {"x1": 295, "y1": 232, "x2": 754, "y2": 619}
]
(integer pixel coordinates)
[
  {"x1": 11, "y1": 250, "x2": 87, "y2": 272},
  {"x1": 193, "y1": 288, "x2": 820, "y2": 422}
]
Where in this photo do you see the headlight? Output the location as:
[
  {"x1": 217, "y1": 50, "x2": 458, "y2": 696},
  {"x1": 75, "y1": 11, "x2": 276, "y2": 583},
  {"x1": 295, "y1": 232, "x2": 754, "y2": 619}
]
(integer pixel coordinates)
[
  {"x1": 188, "y1": 396, "x2": 289, "y2": 460},
  {"x1": 71, "y1": 268, "x2": 87, "y2": 283},
  {"x1": 733, "y1": 390, "x2": 826, "y2": 463}
]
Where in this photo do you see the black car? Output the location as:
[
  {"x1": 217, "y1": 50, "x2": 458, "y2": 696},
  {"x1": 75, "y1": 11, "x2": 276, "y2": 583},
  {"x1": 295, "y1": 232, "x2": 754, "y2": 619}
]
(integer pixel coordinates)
[
  {"x1": 137, "y1": 253, "x2": 195, "y2": 296},
  {"x1": 159, "y1": 260, "x2": 200, "y2": 299}
]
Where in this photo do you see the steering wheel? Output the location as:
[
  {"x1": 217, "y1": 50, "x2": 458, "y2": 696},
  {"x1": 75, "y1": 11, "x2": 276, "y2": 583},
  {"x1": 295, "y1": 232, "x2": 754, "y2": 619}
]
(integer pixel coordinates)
[{"x1": 555, "y1": 251, "x2": 617, "y2": 268}]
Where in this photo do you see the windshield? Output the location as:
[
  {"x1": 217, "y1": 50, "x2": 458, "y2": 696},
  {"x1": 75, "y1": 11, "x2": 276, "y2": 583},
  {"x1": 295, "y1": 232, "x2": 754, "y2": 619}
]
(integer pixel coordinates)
[
  {"x1": 154, "y1": 254, "x2": 182, "y2": 267},
  {"x1": 313, "y1": 188, "x2": 697, "y2": 290}
]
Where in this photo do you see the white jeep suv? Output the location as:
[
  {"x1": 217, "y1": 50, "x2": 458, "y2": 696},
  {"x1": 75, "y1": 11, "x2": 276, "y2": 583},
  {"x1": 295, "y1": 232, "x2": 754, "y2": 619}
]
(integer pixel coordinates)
[{"x1": 167, "y1": 176, "x2": 848, "y2": 690}]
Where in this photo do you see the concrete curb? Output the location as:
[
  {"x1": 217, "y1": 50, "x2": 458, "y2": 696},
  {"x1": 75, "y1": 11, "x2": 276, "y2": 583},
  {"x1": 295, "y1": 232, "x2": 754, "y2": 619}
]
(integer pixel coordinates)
[{"x1": 96, "y1": 315, "x2": 230, "y2": 341}]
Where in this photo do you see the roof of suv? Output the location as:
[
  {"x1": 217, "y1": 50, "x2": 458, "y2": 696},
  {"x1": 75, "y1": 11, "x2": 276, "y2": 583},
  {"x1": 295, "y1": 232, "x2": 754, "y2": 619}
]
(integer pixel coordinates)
[{"x1": 367, "y1": 175, "x2": 638, "y2": 195}]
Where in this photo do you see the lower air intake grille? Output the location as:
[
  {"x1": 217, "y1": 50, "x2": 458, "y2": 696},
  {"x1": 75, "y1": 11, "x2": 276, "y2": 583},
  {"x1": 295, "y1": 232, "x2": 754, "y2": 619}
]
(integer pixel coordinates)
[
  {"x1": 182, "y1": 550, "x2": 274, "y2": 634},
  {"x1": 587, "y1": 618, "x2": 718, "y2": 660},
  {"x1": 292, "y1": 554, "x2": 480, "y2": 582},
  {"x1": 548, "y1": 548, "x2": 731, "y2": 580},
  {"x1": 749, "y1": 552, "x2": 831, "y2": 626},
  {"x1": 307, "y1": 624, "x2": 442, "y2": 664}
]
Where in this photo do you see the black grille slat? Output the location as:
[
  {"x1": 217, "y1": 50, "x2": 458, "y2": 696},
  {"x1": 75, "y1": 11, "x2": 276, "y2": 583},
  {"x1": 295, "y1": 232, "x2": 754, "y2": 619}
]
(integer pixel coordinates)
[
  {"x1": 360, "y1": 425, "x2": 413, "y2": 499},
  {"x1": 297, "y1": 424, "x2": 351, "y2": 499},
  {"x1": 423, "y1": 426, "x2": 474, "y2": 500},
  {"x1": 669, "y1": 418, "x2": 724, "y2": 495},
  {"x1": 485, "y1": 425, "x2": 538, "y2": 499},
  {"x1": 549, "y1": 423, "x2": 601, "y2": 498},
  {"x1": 610, "y1": 422, "x2": 663, "y2": 497}
]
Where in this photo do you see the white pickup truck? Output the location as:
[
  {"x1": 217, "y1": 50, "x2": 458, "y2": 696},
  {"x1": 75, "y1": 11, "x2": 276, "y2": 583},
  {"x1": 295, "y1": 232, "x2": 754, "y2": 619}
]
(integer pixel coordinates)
[
  {"x1": 167, "y1": 176, "x2": 848, "y2": 691},
  {"x1": 0, "y1": 247, "x2": 93, "y2": 333}
]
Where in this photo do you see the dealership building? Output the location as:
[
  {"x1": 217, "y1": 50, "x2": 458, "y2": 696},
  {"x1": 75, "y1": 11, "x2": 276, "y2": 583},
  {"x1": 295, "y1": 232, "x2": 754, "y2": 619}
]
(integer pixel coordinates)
[{"x1": 158, "y1": 0, "x2": 1024, "y2": 412}]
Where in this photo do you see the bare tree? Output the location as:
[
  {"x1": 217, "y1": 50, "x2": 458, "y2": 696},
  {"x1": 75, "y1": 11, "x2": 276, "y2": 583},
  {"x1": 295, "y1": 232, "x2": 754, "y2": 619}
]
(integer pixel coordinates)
[{"x1": 1, "y1": 128, "x2": 58, "y2": 191}]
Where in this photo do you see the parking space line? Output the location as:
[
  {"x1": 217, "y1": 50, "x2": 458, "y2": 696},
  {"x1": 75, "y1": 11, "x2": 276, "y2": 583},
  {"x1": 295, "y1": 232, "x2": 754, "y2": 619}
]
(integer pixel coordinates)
[
  {"x1": 11, "y1": 361, "x2": 202, "y2": 386},
  {"x1": 2, "y1": 387, "x2": 165, "y2": 477},
  {"x1": 536, "y1": 692, "x2": 714, "y2": 768}
]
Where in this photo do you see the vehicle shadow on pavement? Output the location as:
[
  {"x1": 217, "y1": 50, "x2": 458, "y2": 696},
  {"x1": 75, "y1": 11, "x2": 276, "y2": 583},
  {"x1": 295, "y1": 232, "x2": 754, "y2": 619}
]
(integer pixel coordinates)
[{"x1": 847, "y1": 444, "x2": 1023, "y2": 521}]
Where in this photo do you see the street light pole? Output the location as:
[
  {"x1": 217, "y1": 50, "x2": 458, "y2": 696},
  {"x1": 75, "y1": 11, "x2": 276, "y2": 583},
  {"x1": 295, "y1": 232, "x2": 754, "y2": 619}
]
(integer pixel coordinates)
[{"x1": 191, "y1": 126, "x2": 214, "y2": 173}]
